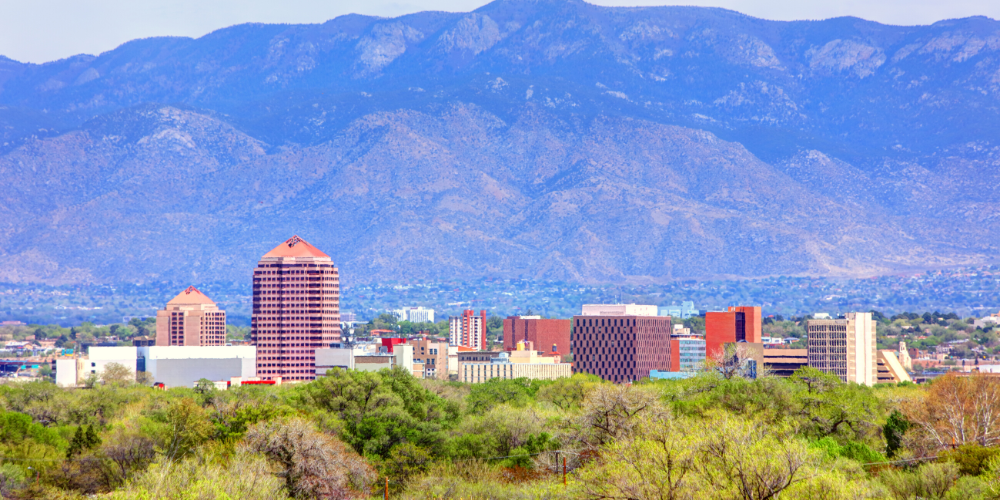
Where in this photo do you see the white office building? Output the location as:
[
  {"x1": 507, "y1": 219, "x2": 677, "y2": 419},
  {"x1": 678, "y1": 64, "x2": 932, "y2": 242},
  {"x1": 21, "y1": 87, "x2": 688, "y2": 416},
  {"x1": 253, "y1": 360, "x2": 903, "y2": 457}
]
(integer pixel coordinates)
[{"x1": 392, "y1": 307, "x2": 435, "y2": 323}]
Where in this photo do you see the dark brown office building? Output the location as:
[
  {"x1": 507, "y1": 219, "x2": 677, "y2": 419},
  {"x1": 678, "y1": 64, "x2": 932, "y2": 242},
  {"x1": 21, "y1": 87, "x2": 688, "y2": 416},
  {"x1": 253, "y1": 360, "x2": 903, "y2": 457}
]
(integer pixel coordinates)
[
  {"x1": 572, "y1": 315, "x2": 673, "y2": 383},
  {"x1": 251, "y1": 235, "x2": 341, "y2": 382}
]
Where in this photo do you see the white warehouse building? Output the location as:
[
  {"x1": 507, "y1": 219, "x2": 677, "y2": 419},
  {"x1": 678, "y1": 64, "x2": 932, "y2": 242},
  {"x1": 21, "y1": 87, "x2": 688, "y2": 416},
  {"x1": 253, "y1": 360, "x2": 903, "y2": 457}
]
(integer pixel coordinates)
[{"x1": 56, "y1": 346, "x2": 256, "y2": 388}]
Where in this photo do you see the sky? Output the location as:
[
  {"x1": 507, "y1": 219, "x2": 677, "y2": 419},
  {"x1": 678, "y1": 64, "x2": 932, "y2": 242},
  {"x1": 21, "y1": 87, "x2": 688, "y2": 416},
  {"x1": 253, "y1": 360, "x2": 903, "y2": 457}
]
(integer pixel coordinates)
[{"x1": 0, "y1": 0, "x2": 997, "y2": 64}]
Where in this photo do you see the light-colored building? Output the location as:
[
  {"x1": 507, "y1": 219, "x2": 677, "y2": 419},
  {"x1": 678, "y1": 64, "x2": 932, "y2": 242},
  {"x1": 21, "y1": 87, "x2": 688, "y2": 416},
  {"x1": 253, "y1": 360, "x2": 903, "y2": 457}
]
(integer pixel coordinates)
[
  {"x1": 659, "y1": 301, "x2": 697, "y2": 319},
  {"x1": 807, "y1": 312, "x2": 876, "y2": 386},
  {"x1": 459, "y1": 347, "x2": 572, "y2": 383},
  {"x1": 315, "y1": 347, "x2": 354, "y2": 375},
  {"x1": 408, "y1": 338, "x2": 448, "y2": 380},
  {"x1": 877, "y1": 350, "x2": 912, "y2": 383},
  {"x1": 974, "y1": 311, "x2": 1000, "y2": 329},
  {"x1": 251, "y1": 235, "x2": 341, "y2": 382},
  {"x1": 59, "y1": 346, "x2": 256, "y2": 388},
  {"x1": 449, "y1": 310, "x2": 487, "y2": 350},
  {"x1": 155, "y1": 286, "x2": 227, "y2": 346},
  {"x1": 898, "y1": 341, "x2": 913, "y2": 371},
  {"x1": 392, "y1": 307, "x2": 435, "y2": 324},
  {"x1": 581, "y1": 304, "x2": 658, "y2": 317}
]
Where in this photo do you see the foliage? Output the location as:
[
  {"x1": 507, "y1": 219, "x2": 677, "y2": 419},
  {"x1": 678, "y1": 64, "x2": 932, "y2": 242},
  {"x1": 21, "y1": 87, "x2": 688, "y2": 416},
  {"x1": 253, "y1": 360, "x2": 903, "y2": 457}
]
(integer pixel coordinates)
[
  {"x1": 0, "y1": 360, "x2": 999, "y2": 498},
  {"x1": 939, "y1": 444, "x2": 1000, "y2": 476},
  {"x1": 100, "y1": 363, "x2": 135, "y2": 387},
  {"x1": 293, "y1": 367, "x2": 459, "y2": 459},
  {"x1": 884, "y1": 409, "x2": 911, "y2": 459},
  {"x1": 904, "y1": 373, "x2": 1000, "y2": 450},
  {"x1": 241, "y1": 417, "x2": 375, "y2": 498}
]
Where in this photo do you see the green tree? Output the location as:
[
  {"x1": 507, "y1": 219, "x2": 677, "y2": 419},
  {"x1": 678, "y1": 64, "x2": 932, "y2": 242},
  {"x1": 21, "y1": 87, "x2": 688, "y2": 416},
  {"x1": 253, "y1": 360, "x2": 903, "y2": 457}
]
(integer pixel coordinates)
[
  {"x1": 296, "y1": 367, "x2": 459, "y2": 459},
  {"x1": 884, "y1": 409, "x2": 910, "y2": 459}
]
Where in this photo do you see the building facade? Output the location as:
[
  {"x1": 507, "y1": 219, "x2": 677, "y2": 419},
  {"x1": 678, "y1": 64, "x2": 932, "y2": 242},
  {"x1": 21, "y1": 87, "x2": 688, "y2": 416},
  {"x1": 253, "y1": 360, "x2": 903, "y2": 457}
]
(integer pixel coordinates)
[
  {"x1": 581, "y1": 304, "x2": 659, "y2": 317},
  {"x1": 670, "y1": 337, "x2": 706, "y2": 372},
  {"x1": 251, "y1": 235, "x2": 341, "y2": 382},
  {"x1": 659, "y1": 301, "x2": 698, "y2": 319},
  {"x1": 459, "y1": 349, "x2": 571, "y2": 383},
  {"x1": 572, "y1": 313, "x2": 673, "y2": 383},
  {"x1": 807, "y1": 312, "x2": 876, "y2": 385},
  {"x1": 449, "y1": 310, "x2": 487, "y2": 350},
  {"x1": 502, "y1": 316, "x2": 571, "y2": 358},
  {"x1": 155, "y1": 286, "x2": 227, "y2": 346},
  {"x1": 705, "y1": 306, "x2": 762, "y2": 358},
  {"x1": 392, "y1": 307, "x2": 435, "y2": 324},
  {"x1": 58, "y1": 346, "x2": 256, "y2": 388},
  {"x1": 763, "y1": 349, "x2": 808, "y2": 377},
  {"x1": 408, "y1": 338, "x2": 448, "y2": 380}
]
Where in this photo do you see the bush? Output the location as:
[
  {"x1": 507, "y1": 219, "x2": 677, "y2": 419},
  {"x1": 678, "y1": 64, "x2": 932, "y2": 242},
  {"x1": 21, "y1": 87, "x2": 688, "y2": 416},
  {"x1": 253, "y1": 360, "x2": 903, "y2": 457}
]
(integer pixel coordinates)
[{"x1": 940, "y1": 444, "x2": 1000, "y2": 476}]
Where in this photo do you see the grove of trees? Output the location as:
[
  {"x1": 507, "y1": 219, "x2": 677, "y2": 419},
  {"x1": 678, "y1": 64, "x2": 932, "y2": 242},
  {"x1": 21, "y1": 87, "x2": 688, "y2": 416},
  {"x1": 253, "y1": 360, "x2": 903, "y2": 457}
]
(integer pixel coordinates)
[{"x1": 0, "y1": 364, "x2": 998, "y2": 498}]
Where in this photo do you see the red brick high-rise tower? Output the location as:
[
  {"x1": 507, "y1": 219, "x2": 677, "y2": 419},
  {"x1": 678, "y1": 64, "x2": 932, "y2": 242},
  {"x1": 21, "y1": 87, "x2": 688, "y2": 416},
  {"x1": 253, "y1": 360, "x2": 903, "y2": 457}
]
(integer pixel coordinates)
[{"x1": 251, "y1": 235, "x2": 341, "y2": 382}]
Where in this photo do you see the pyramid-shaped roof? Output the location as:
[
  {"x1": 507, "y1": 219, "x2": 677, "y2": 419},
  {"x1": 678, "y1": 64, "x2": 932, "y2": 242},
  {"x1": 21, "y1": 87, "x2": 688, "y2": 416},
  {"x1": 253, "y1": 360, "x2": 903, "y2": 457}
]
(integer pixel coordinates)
[
  {"x1": 167, "y1": 286, "x2": 216, "y2": 305},
  {"x1": 262, "y1": 235, "x2": 329, "y2": 258}
]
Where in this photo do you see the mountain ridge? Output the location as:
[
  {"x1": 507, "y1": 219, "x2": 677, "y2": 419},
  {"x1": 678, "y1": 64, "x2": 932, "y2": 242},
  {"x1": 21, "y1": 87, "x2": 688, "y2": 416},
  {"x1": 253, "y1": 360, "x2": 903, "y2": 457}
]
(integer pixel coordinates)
[{"x1": 0, "y1": 0, "x2": 998, "y2": 285}]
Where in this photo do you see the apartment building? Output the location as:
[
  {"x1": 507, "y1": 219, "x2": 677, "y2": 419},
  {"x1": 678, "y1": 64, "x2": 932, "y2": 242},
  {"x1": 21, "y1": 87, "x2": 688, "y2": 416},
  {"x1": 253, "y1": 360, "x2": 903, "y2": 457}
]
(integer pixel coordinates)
[{"x1": 449, "y1": 310, "x2": 487, "y2": 350}]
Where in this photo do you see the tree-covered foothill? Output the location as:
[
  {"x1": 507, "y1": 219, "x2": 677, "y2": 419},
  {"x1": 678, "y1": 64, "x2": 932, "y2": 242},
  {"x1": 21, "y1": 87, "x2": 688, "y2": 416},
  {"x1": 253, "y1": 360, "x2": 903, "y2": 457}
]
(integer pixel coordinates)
[{"x1": 0, "y1": 368, "x2": 998, "y2": 498}]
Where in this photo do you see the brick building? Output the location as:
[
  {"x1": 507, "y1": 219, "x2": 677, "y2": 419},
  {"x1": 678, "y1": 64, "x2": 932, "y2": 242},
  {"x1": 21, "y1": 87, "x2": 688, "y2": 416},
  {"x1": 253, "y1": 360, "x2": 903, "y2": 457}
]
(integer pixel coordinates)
[
  {"x1": 572, "y1": 312, "x2": 672, "y2": 383},
  {"x1": 251, "y1": 235, "x2": 341, "y2": 382},
  {"x1": 449, "y1": 310, "x2": 487, "y2": 350},
  {"x1": 705, "y1": 306, "x2": 762, "y2": 358},
  {"x1": 502, "y1": 316, "x2": 571, "y2": 359}
]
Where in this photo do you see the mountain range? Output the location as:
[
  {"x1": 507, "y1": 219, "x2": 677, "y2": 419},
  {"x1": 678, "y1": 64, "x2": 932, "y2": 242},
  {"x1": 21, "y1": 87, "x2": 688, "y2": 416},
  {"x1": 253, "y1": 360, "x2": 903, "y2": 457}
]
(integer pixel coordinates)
[{"x1": 1, "y1": 0, "x2": 999, "y2": 286}]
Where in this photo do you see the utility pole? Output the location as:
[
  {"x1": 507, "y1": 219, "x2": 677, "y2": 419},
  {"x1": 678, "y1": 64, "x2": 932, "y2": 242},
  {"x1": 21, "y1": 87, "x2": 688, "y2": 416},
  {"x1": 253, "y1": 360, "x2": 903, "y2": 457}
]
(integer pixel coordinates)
[
  {"x1": 384, "y1": 477, "x2": 389, "y2": 500},
  {"x1": 563, "y1": 456, "x2": 567, "y2": 486}
]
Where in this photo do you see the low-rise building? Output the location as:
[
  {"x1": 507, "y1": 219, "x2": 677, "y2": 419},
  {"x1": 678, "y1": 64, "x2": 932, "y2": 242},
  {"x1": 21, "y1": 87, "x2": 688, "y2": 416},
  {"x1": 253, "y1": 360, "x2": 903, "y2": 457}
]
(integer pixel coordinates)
[
  {"x1": 763, "y1": 349, "x2": 808, "y2": 377},
  {"x1": 59, "y1": 346, "x2": 256, "y2": 388},
  {"x1": 877, "y1": 350, "x2": 912, "y2": 383},
  {"x1": 459, "y1": 346, "x2": 571, "y2": 383},
  {"x1": 670, "y1": 336, "x2": 706, "y2": 372}
]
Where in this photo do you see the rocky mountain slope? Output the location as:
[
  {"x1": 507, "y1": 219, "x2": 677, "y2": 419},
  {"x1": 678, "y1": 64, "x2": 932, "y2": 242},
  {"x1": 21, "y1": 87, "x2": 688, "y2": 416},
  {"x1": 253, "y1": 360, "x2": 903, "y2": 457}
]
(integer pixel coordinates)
[{"x1": 0, "y1": 0, "x2": 998, "y2": 285}]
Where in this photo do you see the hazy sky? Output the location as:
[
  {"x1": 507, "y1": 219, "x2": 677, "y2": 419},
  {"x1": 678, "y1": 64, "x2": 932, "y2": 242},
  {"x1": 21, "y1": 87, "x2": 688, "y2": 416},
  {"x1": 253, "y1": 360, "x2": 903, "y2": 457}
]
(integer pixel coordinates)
[{"x1": 1, "y1": 0, "x2": 997, "y2": 64}]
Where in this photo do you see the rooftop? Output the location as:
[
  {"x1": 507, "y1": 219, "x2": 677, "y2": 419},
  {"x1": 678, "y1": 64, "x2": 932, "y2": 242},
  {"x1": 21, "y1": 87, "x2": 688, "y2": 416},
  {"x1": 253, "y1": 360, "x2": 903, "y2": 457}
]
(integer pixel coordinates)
[
  {"x1": 262, "y1": 235, "x2": 330, "y2": 259},
  {"x1": 166, "y1": 286, "x2": 216, "y2": 306}
]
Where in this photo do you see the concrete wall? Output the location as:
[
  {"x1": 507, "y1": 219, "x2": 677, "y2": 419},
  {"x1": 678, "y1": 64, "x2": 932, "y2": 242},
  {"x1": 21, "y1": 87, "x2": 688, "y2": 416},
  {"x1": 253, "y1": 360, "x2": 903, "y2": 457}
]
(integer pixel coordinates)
[
  {"x1": 55, "y1": 359, "x2": 79, "y2": 387},
  {"x1": 315, "y1": 348, "x2": 354, "y2": 376},
  {"x1": 148, "y1": 358, "x2": 245, "y2": 388}
]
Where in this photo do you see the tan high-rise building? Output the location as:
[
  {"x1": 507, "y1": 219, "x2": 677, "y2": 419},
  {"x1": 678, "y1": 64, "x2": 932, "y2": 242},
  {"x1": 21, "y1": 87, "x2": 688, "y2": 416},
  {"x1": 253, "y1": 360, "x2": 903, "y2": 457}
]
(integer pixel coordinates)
[
  {"x1": 251, "y1": 235, "x2": 341, "y2": 382},
  {"x1": 155, "y1": 286, "x2": 227, "y2": 346},
  {"x1": 807, "y1": 312, "x2": 876, "y2": 385}
]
